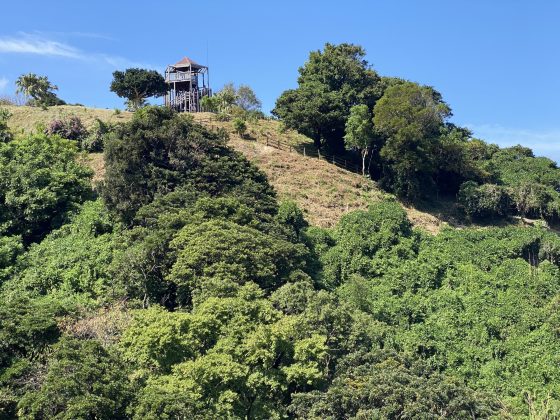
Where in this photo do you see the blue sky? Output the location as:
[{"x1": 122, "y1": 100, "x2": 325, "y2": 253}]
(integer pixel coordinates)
[{"x1": 1, "y1": 0, "x2": 559, "y2": 161}]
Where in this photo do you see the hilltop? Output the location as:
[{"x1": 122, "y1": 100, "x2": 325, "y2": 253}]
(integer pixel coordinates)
[{"x1": 5, "y1": 104, "x2": 472, "y2": 233}]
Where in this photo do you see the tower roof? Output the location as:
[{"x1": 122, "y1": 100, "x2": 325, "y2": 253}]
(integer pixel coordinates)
[{"x1": 173, "y1": 56, "x2": 207, "y2": 70}]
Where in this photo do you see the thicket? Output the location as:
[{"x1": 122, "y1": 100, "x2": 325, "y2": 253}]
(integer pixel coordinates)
[
  {"x1": 202, "y1": 83, "x2": 264, "y2": 122},
  {"x1": 1, "y1": 105, "x2": 559, "y2": 419},
  {"x1": 273, "y1": 43, "x2": 560, "y2": 223},
  {"x1": 42, "y1": 115, "x2": 116, "y2": 152}
]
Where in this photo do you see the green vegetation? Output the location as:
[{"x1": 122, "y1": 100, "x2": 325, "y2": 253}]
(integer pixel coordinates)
[
  {"x1": 1, "y1": 43, "x2": 560, "y2": 419},
  {"x1": 202, "y1": 82, "x2": 263, "y2": 121},
  {"x1": 275, "y1": 43, "x2": 560, "y2": 222},
  {"x1": 15, "y1": 73, "x2": 65, "y2": 107},
  {"x1": 0, "y1": 107, "x2": 12, "y2": 143},
  {"x1": 344, "y1": 104, "x2": 376, "y2": 176},
  {"x1": 110, "y1": 68, "x2": 167, "y2": 110},
  {"x1": 0, "y1": 134, "x2": 92, "y2": 243},
  {"x1": 273, "y1": 43, "x2": 382, "y2": 153}
]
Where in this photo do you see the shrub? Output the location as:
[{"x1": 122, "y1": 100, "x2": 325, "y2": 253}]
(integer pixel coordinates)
[
  {"x1": 45, "y1": 115, "x2": 88, "y2": 142},
  {"x1": 215, "y1": 112, "x2": 230, "y2": 122},
  {"x1": 233, "y1": 118, "x2": 247, "y2": 137},
  {"x1": 102, "y1": 106, "x2": 276, "y2": 224},
  {"x1": 201, "y1": 96, "x2": 219, "y2": 113},
  {"x1": 81, "y1": 119, "x2": 113, "y2": 152},
  {"x1": 458, "y1": 181, "x2": 510, "y2": 219},
  {"x1": 17, "y1": 337, "x2": 132, "y2": 419},
  {"x1": 0, "y1": 134, "x2": 93, "y2": 242},
  {"x1": 0, "y1": 108, "x2": 12, "y2": 143}
]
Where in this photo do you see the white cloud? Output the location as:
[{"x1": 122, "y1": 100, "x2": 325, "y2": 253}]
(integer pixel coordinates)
[
  {"x1": 0, "y1": 77, "x2": 8, "y2": 92},
  {"x1": 0, "y1": 34, "x2": 81, "y2": 58},
  {"x1": 466, "y1": 123, "x2": 560, "y2": 161},
  {"x1": 0, "y1": 33, "x2": 156, "y2": 70}
]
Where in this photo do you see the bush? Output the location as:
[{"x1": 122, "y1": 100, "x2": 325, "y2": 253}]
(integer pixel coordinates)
[
  {"x1": 102, "y1": 106, "x2": 276, "y2": 224},
  {"x1": 458, "y1": 181, "x2": 510, "y2": 219},
  {"x1": 0, "y1": 108, "x2": 12, "y2": 143},
  {"x1": 17, "y1": 337, "x2": 132, "y2": 419},
  {"x1": 45, "y1": 115, "x2": 88, "y2": 142},
  {"x1": 215, "y1": 112, "x2": 230, "y2": 122},
  {"x1": 0, "y1": 134, "x2": 93, "y2": 242},
  {"x1": 0, "y1": 235, "x2": 23, "y2": 283},
  {"x1": 233, "y1": 118, "x2": 247, "y2": 137},
  {"x1": 200, "y1": 96, "x2": 219, "y2": 113},
  {"x1": 81, "y1": 119, "x2": 114, "y2": 152}
]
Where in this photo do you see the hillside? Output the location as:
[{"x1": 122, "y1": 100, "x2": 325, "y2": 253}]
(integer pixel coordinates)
[
  {"x1": 5, "y1": 105, "x2": 458, "y2": 232},
  {"x1": 2, "y1": 104, "x2": 560, "y2": 418}
]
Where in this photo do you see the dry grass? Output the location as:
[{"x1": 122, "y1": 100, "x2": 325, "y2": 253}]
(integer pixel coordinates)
[
  {"x1": 84, "y1": 152, "x2": 105, "y2": 184},
  {"x1": 4, "y1": 105, "x2": 455, "y2": 232},
  {"x1": 61, "y1": 302, "x2": 133, "y2": 347},
  {"x1": 3, "y1": 104, "x2": 132, "y2": 134},
  {"x1": 230, "y1": 137, "x2": 385, "y2": 227}
]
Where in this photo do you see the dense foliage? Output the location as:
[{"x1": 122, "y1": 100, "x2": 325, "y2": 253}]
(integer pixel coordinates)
[
  {"x1": 1, "y1": 105, "x2": 559, "y2": 419},
  {"x1": 202, "y1": 83, "x2": 263, "y2": 121},
  {"x1": 274, "y1": 43, "x2": 560, "y2": 217},
  {"x1": 272, "y1": 43, "x2": 383, "y2": 153},
  {"x1": 0, "y1": 134, "x2": 92, "y2": 243},
  {"x1": 45, "y1": 115, "x2": 88, "y2": 142},
  {"x1": 102, "y1": 106, "x2": 275, "y2": 224},
  {"x1": 0, "y1": 108, "x2": 12, "y2": 143},
  {"x1": 110, "y1": 68, "x2": 167, "y2": 111}
]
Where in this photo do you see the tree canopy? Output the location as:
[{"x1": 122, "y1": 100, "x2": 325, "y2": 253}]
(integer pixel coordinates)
[
  {"x1": 0, "y1": 134, "x2": 92, "y2": 243},
  {"x1": 110, "y1": 68, "x2": 167, "y2": 110},
  {"x1": 273, "y1": 43, "x2": 382, "y2": 152}
]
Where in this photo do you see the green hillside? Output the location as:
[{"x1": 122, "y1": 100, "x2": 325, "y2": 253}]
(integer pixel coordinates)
[
  {"x1": 3, "y1": 104, "x2": 510, "y2": 233},
  {"x1": 2, "y1": 44, "x2": 560, "y2": 419}
]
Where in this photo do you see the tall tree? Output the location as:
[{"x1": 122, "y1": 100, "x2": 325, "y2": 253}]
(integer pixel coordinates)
[
  {"x1": 344, "y1": 104, "x2": 376, "y2": 176},
  {"x1": 273, "y1": 43, "x2": 382, "y2": 153},
  {"x1": 102, "y1": 106, "x2": 276, "y2": 224},
  {"x1": 110, "y1": 68, "x2": 167, "y2": 111},
  {"x1": 374, "y1": 82, "x2": 451, "y2": 199},
  {"x1": 236, "y1": 84, "x2": 261, "y2": 112}
]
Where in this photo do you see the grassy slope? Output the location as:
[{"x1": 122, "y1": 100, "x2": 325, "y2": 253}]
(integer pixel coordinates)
[{"x1": 5, "y1": 105, "x2": 458, "y2": 232}]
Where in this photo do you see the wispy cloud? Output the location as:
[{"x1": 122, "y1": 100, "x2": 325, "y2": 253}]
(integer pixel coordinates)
[
  {"x1": 38, "y1": 31, "x2": 115, "y2": 41},
  {"x1": 0, "y1": 77, "x2": 8, "y2": 92},
  {"x1": 0, "y1": 33, "x2": 155, "y2": 69},
  {"x1": 0, "y1": 34, "x2": 81, "y2": 58},
  {"x1": 467, "y1": 123, "x2": 560, "y2": 161}
]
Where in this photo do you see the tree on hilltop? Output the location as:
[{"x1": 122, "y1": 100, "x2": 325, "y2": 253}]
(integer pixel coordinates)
[
  {"x1": 273, "y1": 43, "x2": 383, "y2": 153},
  {"x1": 110, "y1": 68, "x2": 167, "y2": 111},
  {"x1": 374, "y1": 82, "x2": 451, "y2": 199},
  {"x1": 15, "y1": 73, "x2": 65, "y2": 107}
]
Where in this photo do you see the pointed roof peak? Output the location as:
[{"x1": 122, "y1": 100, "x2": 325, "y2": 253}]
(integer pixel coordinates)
[{"x1": 173, "y1": 56, "x2": 207, "y2": 69}]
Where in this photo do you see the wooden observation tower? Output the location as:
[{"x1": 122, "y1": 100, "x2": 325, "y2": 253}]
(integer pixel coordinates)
[{"x1": 164, "y1": 56, "x2": 210, "y2": 112}]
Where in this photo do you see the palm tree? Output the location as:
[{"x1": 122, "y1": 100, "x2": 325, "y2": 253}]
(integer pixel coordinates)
[{"x1": 15, "y1": 73, "x2": 62, "y2": 106}]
